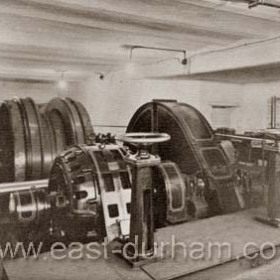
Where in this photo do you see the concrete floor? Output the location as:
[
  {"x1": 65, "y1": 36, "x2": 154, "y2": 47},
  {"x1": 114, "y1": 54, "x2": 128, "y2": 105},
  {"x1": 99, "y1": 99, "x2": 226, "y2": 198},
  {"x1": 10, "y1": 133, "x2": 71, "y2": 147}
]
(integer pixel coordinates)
[{"x1": 4, "y1": 207, "x2": 280, "y2": 280}]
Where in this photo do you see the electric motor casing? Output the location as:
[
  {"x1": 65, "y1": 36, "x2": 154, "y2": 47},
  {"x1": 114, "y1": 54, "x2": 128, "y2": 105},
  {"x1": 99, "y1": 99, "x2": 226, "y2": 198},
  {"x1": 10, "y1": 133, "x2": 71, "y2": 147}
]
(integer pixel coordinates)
[{"x1": 48, "y1": 143, "x2": 131, "y2": 240}]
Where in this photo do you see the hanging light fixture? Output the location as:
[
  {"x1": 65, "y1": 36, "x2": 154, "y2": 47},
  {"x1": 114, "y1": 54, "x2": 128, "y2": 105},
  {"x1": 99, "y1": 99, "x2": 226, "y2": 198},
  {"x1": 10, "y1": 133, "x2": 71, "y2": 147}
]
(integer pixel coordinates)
[{"x1": 57, "y1": 71, "x2": 68, "y2": 91}]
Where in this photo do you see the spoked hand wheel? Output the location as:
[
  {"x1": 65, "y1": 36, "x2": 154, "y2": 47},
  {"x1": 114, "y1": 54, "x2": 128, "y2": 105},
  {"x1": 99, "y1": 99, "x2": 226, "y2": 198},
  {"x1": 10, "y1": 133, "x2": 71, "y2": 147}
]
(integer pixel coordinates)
[
  {"x1": 116, "y1": 132, "x2": 170, "y2": 145},
  {"x1": 116, "y1": 132, "x2": 170, "y2": 159}
]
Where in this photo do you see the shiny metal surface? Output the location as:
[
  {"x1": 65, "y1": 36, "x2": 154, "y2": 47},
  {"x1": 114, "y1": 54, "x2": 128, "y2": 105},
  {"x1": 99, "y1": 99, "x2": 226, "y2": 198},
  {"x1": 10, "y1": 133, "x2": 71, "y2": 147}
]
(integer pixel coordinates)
[
  {"x1": 40, "y1": 112, "x2": 57, "y2": 177},
  {"x1": 0, "y1": 180, "x2": 48, "y2": 194},
  {"x1": 116, "y1": 132, "x2": 170, "y2": 145},
  {"x1": 9, "y1": 189, "x2": 50, "y2": 224},
  {"x1": 19, "y1": 98, "x2": 43, "y2": 180}
]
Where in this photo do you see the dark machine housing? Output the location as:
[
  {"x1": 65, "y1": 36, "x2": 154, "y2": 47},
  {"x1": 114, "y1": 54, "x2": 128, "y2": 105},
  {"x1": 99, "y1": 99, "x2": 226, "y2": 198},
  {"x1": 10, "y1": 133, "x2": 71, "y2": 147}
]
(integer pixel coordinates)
[{"x1": 127, "y1": 100, "x2": 244, "y2": 216}]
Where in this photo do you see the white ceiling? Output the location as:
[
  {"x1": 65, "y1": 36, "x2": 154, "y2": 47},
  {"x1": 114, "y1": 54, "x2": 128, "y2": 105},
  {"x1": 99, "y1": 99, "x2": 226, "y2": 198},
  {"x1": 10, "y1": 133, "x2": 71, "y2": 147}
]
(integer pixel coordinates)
[{"x1": 1, "y1": 0, "x2": 280, "y2": 80}]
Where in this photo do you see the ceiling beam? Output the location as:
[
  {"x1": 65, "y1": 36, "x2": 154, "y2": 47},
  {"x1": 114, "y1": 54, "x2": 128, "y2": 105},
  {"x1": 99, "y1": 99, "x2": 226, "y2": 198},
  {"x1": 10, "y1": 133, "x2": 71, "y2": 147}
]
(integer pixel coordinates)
[
  {"x1": 188, "y1": 36, "x2": 280, "y2": 74},
  {"x1": 0, "y1": 66, "x2": 89, "y2": 81},
  {"x1": 15, "y1": 0, "x2": 280, "y2": 35},
  {"x1": 178, "y1": 0, "x2": 280, "y2": 22},
  {"x1": 0, "y1": 13, "x2": 231, "y2": 51},
  {"x1": 0, "y1": 0, "x2": 266, "y2": 44},
  {"x1": 1, "y1": 0, "x2": 280, "y2": 81}
]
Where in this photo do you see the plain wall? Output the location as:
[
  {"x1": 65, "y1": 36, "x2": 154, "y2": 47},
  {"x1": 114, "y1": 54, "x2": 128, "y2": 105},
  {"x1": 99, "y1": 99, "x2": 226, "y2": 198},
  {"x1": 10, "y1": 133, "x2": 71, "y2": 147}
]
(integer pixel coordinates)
[
  {"x1": 82, "y1": 73, "x2": 201, "y2": 134},
  {"x1": 0, "y1": 73, "x2": 279, "y2": 136},
  {"x1": 0, "y1": 79, "x2": 83, "y2": 104},
  {"x1": 81, "y1": 72, "x2": 280, "y2": 135},
  {"x1": 240, "y1": 82, "x2": 280, "y2": 132}
]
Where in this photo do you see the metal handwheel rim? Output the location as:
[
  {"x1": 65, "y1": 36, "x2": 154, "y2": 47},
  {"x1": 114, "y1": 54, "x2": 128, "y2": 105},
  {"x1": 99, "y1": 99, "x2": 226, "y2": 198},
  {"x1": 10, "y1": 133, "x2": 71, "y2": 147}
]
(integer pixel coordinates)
[{"x1": 116, "y1": 132, "x2": 170, "y2": 145}]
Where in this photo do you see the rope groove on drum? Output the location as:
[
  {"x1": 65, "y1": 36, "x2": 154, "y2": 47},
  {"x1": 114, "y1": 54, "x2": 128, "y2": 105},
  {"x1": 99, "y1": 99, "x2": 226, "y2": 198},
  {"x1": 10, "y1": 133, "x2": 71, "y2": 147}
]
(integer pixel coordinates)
[{"x1": 0, "y1": 97, "x2": 94, "y2": 183}]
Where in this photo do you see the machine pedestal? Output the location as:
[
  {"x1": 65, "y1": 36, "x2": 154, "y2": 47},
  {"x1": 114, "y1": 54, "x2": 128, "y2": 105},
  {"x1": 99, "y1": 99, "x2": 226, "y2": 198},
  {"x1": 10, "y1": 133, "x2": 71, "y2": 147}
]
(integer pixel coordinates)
[
  {"x1": 256, "y1": 147, "x2": 280, "y2": 227},
  {"x1": 115, "y1": 132, "x2": 170, "y2": 267}
]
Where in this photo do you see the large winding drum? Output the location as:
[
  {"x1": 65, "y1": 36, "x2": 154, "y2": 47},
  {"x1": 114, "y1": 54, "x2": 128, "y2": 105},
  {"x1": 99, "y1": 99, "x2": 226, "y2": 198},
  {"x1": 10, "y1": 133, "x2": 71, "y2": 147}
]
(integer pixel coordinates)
[
  {"x1": 45, "y1": 97, "x2": 94, "y2": 147},
  {"x1": 0, "y1": 98, "x2": 43, "y2": 182},
  {"x1": 0, "y1": 97, "x2": 94, "y2": 183}
]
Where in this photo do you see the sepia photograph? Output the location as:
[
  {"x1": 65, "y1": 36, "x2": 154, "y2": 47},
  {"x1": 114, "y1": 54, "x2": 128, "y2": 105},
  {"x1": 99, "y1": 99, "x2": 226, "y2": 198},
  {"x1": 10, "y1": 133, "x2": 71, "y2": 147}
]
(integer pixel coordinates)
[{"x1": 1, "y1": 0, "x2": 280, "y2": 279}]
